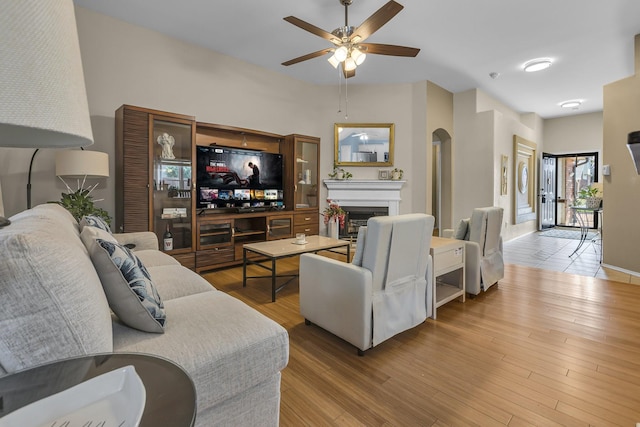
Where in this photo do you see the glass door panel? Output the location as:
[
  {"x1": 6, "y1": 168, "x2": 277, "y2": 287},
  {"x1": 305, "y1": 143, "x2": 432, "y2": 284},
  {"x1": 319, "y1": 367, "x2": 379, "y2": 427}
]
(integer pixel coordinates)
[
  {"x1": 151, "y1": 118, "x2": 194, "y2": 252},
  {"x1": 554, "y1": 153, "x2": 598, "y2": 228},
  {"x1": 294, "y1": 139, "x2": 319, "y2": 209}
]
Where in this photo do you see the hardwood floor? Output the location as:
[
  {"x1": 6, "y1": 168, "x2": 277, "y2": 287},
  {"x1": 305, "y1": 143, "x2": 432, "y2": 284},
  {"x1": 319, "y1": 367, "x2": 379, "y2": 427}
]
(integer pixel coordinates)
[{"x1": 202, "y1": 257, "x2": 640, "y2": 426}]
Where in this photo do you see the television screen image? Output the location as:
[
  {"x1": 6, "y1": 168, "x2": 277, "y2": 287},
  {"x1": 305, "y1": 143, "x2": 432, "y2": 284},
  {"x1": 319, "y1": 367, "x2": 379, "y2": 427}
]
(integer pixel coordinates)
[
  {"x1": 218, "y1": 189, "x2": 234, "y2": 200},
  {"x1": 234, "y1": 189, "x2": 251, "y2": 200},
  {"x1": 196, "y1": 146, "x2": 284, "y2": 209},
  {"x1": 264, "y1": 189, "x2": 278, "y2": 200},
  {"x1": 200, "y1": 188, "x2": 218, "y2": 202},
  {"x1": 251, "y1": 189, "x2": 265, "y2": 200}
]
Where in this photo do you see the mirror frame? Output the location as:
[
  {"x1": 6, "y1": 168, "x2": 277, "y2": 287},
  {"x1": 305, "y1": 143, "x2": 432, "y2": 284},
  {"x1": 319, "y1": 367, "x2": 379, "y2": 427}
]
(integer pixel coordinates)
[{"x1": 334, "y1": 123, "x2": 395, "y2": 167}]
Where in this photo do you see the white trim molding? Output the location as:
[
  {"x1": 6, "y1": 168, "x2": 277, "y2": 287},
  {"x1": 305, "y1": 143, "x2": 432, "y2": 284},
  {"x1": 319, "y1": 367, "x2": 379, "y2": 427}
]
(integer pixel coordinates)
[{"x1": 324, "y1": 179, "x2": 406, "y2": 215}]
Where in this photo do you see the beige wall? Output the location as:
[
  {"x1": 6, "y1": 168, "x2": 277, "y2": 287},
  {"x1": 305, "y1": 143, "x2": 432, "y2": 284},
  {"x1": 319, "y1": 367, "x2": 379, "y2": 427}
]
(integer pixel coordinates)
[
  {"x1": 321, "y1": 83, "x2": 418, "y2": 213},
  {"x1": 453, "y1": 89, "x2": 543, "y2": 241},
  {"x1": 426, "y1": 81, "x2": 454, "y2": 229},
  {"x1": 544, "y1": 112, "x2": 603, "y2": 183},
  {"x1": 0, "y1": 7, "x2": 425, "y2": 219},
  {"x1": 602, "y1": 34, "x2": 640, "y2": 274}
]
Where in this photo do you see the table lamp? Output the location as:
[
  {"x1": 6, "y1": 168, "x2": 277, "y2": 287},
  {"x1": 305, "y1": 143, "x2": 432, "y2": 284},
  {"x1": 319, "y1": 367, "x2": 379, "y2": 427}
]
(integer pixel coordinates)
[
  {"x1": 56, "y1": 150, "x2": 110, "y2": 180},
  {"x1": 0, "y1": 0, "x2": 94, "y2": 227}
]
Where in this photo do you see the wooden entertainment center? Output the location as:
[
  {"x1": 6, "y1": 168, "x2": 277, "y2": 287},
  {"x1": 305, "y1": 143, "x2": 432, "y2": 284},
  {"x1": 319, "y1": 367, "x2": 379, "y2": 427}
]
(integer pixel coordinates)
[{"x1": 115, "y1": 104, "x2": 320, "y2": 272}]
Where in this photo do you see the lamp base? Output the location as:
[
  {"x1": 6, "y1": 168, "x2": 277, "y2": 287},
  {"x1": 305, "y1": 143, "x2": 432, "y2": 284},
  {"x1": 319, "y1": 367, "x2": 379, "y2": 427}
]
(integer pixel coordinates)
[{"x1": 0, "y1": 216, "x2": 10, "y2": 228}]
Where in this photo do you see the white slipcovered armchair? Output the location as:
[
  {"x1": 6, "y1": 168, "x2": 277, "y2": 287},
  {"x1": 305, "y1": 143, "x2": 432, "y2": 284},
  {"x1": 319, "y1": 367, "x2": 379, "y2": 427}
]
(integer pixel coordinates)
[
  {"x1": 299, "y1": 213, "x2": 435, "y2": 355},
  {"x1": 443, "y1": 207, "x2": 504, "y2": 295}
]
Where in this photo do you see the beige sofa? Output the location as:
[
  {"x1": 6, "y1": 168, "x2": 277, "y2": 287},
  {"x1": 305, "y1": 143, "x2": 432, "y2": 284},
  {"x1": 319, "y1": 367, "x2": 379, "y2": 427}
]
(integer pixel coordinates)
[{"x1": 0, "y1": 204, "x2": 289, "y2": 426}]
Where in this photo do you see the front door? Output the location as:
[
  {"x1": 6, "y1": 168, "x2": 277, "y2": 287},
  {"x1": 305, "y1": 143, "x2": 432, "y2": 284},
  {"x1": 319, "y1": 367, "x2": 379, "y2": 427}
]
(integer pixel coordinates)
[
  {"x1": 540, "y1": 154, "x2": 556, "y2": 229},
  {"x1": 540, "y1": 152, "x2": 599, "y2": 228}
]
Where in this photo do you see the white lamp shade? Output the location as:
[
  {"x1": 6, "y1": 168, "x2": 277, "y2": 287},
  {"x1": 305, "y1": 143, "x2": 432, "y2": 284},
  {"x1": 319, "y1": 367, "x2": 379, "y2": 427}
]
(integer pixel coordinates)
[
  {"x1": 344, "y1": 57, "x2": 357, "y2": 72},
  {"x1": 327, "y1": 54, "x2": 340, "y2": 69},
  {"x1": 334, "y1": 46, "x2": 348, "y2": 62},
  {"x1": 351, "y1": 48, "x2": 366, "y2": 66},
  {"x1": 56, "y1": 150, "x2": 109, "y2": 178},
  {"x1": 0, "y1": 0, "x2": 93, "y2": 148}
]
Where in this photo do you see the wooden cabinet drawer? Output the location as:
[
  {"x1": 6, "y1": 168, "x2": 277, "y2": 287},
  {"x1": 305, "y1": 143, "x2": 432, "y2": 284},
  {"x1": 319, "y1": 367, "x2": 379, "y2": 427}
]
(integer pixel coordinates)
[
  {"x1": 172, "y1": 252, "x2": 195, "y2": 270},
  {"x1": 294, "y1": 223, "x2": 319, "y2": 235},
  {"x1": 196, "y1": 247, "x2": 234, "y2": 268},
  {"x1": 294, "y1": 212, "x2": 319, "y2": 226}
]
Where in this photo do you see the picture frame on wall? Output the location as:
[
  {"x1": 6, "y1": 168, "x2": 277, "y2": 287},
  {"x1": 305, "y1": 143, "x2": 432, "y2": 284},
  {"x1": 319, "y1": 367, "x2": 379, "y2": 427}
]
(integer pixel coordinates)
[
  {"x1": 335, "y1": 123, "x2": 395, "y2": 167},
  {"x1": 501, "y1": 155, "x2": 508, "y2": 195}
]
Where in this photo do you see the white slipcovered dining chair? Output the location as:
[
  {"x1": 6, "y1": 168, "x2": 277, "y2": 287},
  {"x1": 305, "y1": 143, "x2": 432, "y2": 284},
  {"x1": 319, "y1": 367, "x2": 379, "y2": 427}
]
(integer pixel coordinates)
[
  {"x1": 299, "y1": 213, "x2": 435, "y2": 355},
  {"x1": 443, "y1": 206, "x2": 504, "y2": 295}
]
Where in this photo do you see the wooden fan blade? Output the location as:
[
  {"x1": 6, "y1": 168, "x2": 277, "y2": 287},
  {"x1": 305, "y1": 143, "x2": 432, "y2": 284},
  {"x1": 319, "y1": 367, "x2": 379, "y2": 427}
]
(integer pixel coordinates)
[
  {"x1": 282, "y1": 48, "x2": 334, "y2": 66},
  {"x1": 283, "y1": 16, "x2": 341, "y2": 44},
  {"x1": 359, "y1": 43, "x2": 420, "y2": 57},
  {"x1": 350, "y1": 0, "x2": 403, "y2": 43}
]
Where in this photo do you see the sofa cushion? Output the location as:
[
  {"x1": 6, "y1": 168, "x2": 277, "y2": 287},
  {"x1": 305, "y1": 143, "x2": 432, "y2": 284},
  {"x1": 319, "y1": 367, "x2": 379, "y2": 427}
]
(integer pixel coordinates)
[
  {"x1": 80, "y1": 214, "x2": 111, "y2": 234},
  {"x1": 147, "y1": 265, "x2": 214, "y2": 300},
  {"x1": 112, "y1": 290, "x2": 289, "y2": 413},
  {"x1": 135, "y1": 249, "x2": 181, "y2": 267},
  {"x1": 0, "y1": 205, "x2": 113, "y2": 373},
  {"x1": 80, "y1": 224, "x2": 118, "y2": 253},
  {"x1": 91, "y1": 239, "x2": 166, "y2": 333}
]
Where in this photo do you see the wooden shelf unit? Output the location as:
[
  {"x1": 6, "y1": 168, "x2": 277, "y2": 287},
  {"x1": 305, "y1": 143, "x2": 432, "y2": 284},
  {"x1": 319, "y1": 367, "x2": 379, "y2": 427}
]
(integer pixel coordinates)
[{"x1": 116, "y1": 104, "x2": 320, "y2": 271}]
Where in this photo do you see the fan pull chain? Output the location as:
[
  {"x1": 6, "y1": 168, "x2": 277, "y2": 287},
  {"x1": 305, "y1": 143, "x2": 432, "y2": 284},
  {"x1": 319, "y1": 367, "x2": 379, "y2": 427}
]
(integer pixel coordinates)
[
  {"x1": 344, "y1": 72, "x2": 349, "y2": 119},
  {"x1": 337, "y1": 65, "x2": 342, "y2": 113}
]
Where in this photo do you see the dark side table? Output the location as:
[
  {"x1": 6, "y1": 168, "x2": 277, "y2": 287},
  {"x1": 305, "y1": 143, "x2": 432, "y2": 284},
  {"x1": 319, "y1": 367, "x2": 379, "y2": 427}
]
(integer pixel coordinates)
[{"x1": 0, "y1": 353, "x2": 196, "y2": 426}]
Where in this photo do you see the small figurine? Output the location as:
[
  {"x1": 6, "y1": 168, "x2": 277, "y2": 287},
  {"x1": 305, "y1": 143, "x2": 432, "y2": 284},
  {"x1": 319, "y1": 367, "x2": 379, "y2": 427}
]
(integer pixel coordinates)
[{"x1": 157, "y1": 132, "x2": 175, "y2": 159}]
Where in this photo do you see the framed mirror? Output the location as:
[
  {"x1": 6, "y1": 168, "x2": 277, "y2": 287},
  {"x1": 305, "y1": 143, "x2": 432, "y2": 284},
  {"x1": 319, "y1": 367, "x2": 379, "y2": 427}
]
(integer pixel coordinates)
[{"x1": 334, "y1": 123, "x2": 394, "y2": 166}]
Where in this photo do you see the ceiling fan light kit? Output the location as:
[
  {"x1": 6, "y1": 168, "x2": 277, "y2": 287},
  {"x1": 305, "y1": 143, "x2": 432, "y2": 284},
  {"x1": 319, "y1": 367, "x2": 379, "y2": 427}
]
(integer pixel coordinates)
[{"x1": 282, "y1": 0, "x2": 419, "y2": 78}]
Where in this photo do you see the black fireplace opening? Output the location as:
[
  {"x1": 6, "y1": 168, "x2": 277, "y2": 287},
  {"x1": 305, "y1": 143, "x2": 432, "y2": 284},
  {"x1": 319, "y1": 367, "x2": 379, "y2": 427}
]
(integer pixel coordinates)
[{"x1": 340, "y1": 206, "x2": 388, "y2": 238}]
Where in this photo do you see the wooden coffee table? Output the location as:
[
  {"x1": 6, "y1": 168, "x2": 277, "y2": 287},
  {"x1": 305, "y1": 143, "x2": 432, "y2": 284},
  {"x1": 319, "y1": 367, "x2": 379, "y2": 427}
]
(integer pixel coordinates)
[{"x1": 243, "y1": 235, "x2": 350, "y2": 302}]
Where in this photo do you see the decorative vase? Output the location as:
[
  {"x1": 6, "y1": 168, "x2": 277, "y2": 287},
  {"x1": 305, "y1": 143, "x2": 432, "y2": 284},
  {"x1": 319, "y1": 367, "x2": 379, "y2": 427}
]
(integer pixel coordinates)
[
  {"x1": 328, "y1": 217, "x2": 339, "y2": 239},
  {"x1": 585, "y1": 197, "x2": 602, "y2": 209},
  {"x1": 335, "y1": 171, "x2": 345, "y2": 180}
]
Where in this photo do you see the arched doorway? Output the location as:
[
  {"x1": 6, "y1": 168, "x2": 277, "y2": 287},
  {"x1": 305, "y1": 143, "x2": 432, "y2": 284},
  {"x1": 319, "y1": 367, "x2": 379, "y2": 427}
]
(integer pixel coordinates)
[{"x1": 432, "y1": 128, "x2": 452, "y2": 235}]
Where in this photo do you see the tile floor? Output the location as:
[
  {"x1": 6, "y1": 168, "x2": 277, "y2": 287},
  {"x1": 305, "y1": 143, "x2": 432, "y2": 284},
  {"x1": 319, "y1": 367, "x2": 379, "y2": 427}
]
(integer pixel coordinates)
[{"x1": 504, "y1": 229, "x2": 640, "y2": 285}]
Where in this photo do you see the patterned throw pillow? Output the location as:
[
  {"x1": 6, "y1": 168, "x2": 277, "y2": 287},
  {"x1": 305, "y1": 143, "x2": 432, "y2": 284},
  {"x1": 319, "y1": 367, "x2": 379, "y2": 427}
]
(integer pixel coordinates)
[
  {"x1": 92, "y1": 239, "x2": 166, "y2": 333},
  {"x1": 80, "y1": 215, "x2": 112, "y2": 234}
]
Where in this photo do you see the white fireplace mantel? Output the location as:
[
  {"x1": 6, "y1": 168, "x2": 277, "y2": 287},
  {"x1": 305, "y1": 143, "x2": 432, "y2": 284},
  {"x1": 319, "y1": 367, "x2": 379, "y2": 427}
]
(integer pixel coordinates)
[{"x1": 324, "y1": 179, "x2": 406, "y2": 215}]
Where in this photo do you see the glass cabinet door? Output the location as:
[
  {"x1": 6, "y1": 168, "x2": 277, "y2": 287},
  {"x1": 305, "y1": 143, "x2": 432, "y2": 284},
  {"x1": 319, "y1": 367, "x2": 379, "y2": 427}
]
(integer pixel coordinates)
[
  {"x1": 267, "y1": 215, "x2": 293, "y2": 240},
  {"x1": 151, "y1": 116, "x2": 194, "y2": 253},
  {"x1": 294, "y1": 137, "x2": 319, "y2": 210}
]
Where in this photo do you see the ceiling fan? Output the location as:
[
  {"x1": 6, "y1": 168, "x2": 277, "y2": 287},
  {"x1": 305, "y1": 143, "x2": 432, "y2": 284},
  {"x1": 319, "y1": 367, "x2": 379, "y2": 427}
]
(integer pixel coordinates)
[{"x1": 281, "y1": 0, "x2": 420, "y2": 78}]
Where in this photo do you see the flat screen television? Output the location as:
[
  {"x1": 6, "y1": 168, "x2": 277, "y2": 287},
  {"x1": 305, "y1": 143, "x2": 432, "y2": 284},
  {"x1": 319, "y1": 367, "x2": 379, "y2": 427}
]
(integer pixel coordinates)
[{"x1": 196, "y1": 145, "x2": 284, "y2": 210}]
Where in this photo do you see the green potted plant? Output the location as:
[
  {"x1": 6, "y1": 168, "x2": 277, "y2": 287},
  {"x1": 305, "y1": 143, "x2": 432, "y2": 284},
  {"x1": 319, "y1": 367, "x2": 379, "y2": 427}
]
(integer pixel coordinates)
[
  {"x1": 51, "y1": 178, "x2": 112, "y2": 225},
  {"x1": 578, "y1": 185, "x2": 602, "y2": 208},
  {"x1": 328, "y1": 164, "x2": 353, "y2": 180}
]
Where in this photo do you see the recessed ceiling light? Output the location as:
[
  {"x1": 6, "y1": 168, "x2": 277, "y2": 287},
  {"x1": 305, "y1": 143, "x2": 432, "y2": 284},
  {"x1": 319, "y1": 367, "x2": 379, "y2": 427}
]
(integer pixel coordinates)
[
  {"x1": 560, "y1": 100, "x2": 582, "y2": 109},
  {"x1": 523, "y1": 58, "x2": 552, "y2": 72}
]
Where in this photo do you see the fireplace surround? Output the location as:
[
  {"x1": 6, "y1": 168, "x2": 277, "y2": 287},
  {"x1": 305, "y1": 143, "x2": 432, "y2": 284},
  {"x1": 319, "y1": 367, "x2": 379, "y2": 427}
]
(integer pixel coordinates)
[{"x1": 324, "y1": 179, "x2": 406, "y2": 237}]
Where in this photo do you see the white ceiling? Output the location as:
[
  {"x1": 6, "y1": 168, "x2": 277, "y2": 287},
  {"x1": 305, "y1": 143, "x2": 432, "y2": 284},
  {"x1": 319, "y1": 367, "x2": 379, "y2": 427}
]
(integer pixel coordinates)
[{"x1": 73, "y1": 0, "x2": 640, "y2": 119}]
